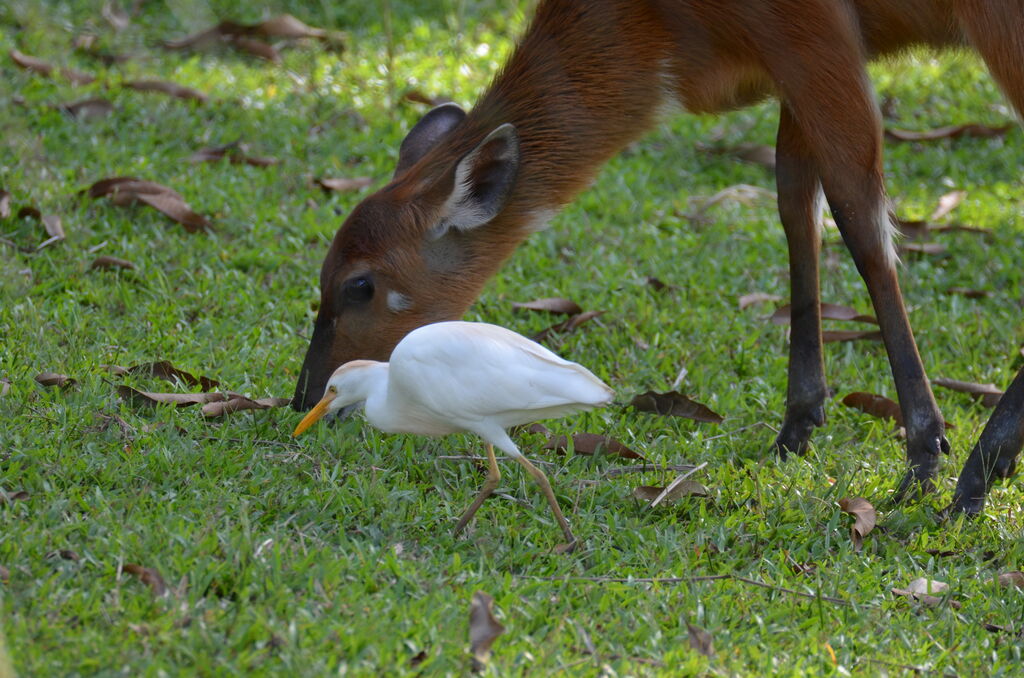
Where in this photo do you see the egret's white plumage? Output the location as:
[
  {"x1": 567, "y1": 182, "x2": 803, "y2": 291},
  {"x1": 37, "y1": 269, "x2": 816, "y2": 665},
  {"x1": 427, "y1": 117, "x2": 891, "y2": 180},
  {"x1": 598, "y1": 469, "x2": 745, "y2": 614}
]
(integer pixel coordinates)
[{"x1": 292, "y1": 321, "x2": 614, "y2": 546}]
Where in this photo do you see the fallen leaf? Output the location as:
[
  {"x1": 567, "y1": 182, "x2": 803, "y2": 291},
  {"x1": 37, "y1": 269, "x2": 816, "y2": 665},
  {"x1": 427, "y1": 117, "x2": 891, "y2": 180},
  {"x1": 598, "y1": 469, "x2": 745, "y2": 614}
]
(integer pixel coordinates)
[
  {"x1": 0, "y1": 190, "x2": 10, "y2": 218},
  {"x1": 231, "y1": 37, "x2": 280, "y2": 62},
  {"x1": 248, "y1": 14, "x2": 330, "y2": 39},
  {"x1": 511, "y1": 297, "x2": 582, "y2": 315},
  {"x1": 885, "y1": 123, "x2": 1013, "y2": 142},
  {"x1": 86, "y1": 176, "x2": 210, "y2": 232},
  {"x1": 686, "y1": 622, "x2": 715, "y2": 658},
  {"x1": 841, "y1": 392, "x2": 903, "y2": 426},
  {"x1": 102, "y1": 1, "x2": 131, "y2": 31},
  {"x1": 165, "y1": 15, "x2": 336, "y2": 57},
  {"x1": 45, "y1": 549, "x2": 81, "y2": 561},
  {"x1": 932, "y1": 377, "x2": 1002, "y2": 407},
  {"x1": 629, "y1": 391, "x2": 723, "y2": 423},
  {"x1": 645, "y1": 276, "x2": 675, "y2": 292},
  {"x1": 930, "y1": 190, "x2": 967, "y2": 221},
  {"x1": 705, "y1": 142, "x2": 776, "y2": 170},
  {"x1": 531, "y1": 310, "x2": 604, "y2": 342},
  {"x1": 34, "y1": 372, "x2": 75, "y2": 389},
  {"x1": 314, "y1": 176, "x2": 373, "y2": 192},
  {"x1": 838, "y1": 497, "x2": 876, "y2": 551},
  {"x1": 90, "y1": 255, "x2": 136, "y2": 271},
  {"x1": 771, "y1": 303, "x2": 877, "y2": 325},
  {"x1": 202, "y1": 396, "x2": 290, "y2": 417},
  {"x1": 189, "y1": 142, "x2": 278, "y2": 167},
  {"x1": 988, "y1": 572, "x2": 1024, "y2": 590},
  {"x1": 112, "y1": 360, "x2": 220, "y2": 390},
  {"x1": 0, "y1": 490, "x2": 29, "y2": 504},
  {"x1": 543, "y1": 432, "x2": 644, "y2": 459},
  {"x1": 739, "y1": 292, "x2": 781, "y2": 310},
  {"x1": 469, "y1": 591, "x2": 504, "y2": 672},
  {"x1": 59, "y1": 97, "x2": 114, "y2": 120},
  {"x1": 0, "y1": 565, "x2": 8, "y2": 584},
  {"x1": 117, "y1": 385, "x2": 233, "y2": 408},
  {"x1": 122, "y1": 563, "x2": 167, "y2": 596},
  {"x1": 0, "y1": 377, "x2": 10, "y2": 397},
  {"x1": 896, "y1": 218, "x2": 931, "y2": 239},
  {"x1": 892, "y1": 578, "x2": 959, "y2": 608},
  {"x1": 9, "y1": 49, "x2": 94, "y2": 84},
  {"x1": 821, "y1": 329, "x2": 883, "y2": 343},
  {"x1": 403, "y1": 89, "x2": 453, "y2": 107},
  {"x1": 41, "y1": 215, "x2": 64, "y2": 240},
  {"x1": 633, "y1": 481, "x2": 708, "y2": 503},
  {"x1": 124, "y1": 80, "x2": 208, "y2": 103},
  {"x1": 945, "y1": 287, "x2": 991, "y2": 299}
]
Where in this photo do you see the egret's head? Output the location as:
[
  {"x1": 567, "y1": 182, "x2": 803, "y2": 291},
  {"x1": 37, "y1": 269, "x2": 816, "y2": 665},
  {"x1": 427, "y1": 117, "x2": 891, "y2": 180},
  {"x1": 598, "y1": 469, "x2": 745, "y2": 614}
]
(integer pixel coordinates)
[{"x1": 291, "y1": 360, "x2": 381, "y2": 437}]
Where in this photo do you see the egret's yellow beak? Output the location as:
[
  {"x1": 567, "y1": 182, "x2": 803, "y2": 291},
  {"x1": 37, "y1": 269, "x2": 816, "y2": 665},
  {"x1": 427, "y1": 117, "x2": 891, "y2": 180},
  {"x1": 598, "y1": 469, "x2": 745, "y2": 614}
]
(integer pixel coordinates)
[{"x1": 292, "y1": 393, "x2": 335, "y2": 437}]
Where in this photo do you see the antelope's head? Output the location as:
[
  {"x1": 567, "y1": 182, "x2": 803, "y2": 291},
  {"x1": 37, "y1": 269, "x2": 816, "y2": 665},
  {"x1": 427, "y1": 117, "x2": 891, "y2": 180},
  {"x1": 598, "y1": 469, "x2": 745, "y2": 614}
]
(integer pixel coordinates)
[{"x1": 292, "y1": 104, "x2": 523, "y2": 409}]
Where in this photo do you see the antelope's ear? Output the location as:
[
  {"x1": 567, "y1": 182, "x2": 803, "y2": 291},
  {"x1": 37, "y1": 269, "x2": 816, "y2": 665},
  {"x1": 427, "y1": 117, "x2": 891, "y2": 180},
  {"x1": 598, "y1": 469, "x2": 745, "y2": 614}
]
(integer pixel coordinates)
[
  {"x1": 394, "y1": 103, "x2": 467, "y2": 177},
  {"x1": 435, "y1": 123, "x2": 520, "y2": 234}
]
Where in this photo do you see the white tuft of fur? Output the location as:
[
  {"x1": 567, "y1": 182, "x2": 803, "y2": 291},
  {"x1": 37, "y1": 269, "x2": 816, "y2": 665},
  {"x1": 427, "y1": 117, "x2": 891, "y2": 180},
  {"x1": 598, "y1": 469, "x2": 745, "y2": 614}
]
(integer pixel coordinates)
[{"x1": 387, "y1": 290, "x2": 413, "y2": 313}]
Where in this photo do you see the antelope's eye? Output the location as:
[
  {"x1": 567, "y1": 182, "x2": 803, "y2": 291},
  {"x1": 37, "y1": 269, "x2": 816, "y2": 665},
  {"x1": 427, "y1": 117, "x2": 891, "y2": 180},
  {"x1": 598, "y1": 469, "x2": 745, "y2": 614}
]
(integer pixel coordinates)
[{"x1": 342, "y1": 276, "x2": 374, "y2": 304}]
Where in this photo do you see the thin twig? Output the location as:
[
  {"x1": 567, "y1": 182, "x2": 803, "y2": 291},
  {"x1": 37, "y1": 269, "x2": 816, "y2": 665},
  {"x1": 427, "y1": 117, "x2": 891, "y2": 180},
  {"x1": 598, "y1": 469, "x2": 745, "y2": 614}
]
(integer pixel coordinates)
[
  {"x1": 730, "y1": 575, "x2": 852, "y2": 606},
  {"x1": 649, "y1": 462, "x2": 707, "y2": 508},
  {"x1": 863, "y1": 657, "x2": 924, "y2": 674},
  {"x1": 601, "y1": 463, "x2": 696, "y2": 478},
  {"x1": 197, "y1": 435, "x2": 300, "y2": 449},
  {"x1": 702, "y1": 421, "x2": 774, "y2": 442}
]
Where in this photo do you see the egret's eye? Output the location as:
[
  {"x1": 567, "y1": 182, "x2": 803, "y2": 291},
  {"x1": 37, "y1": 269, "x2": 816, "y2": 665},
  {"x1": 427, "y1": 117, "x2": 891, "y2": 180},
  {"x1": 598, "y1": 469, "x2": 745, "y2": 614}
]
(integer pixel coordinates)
[
  {"x1": 342, "y1": 276, "x2": 374, "y2": 304},
  {"x1": 328, "y1": 385, "x2": 337, "y2": 394}
]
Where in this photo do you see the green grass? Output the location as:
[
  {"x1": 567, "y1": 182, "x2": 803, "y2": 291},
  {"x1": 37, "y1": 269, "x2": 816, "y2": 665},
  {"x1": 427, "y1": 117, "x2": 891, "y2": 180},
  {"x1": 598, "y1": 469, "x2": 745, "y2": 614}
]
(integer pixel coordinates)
[{"x1": 2, "y1": 1, "x2": 1023, "y2": 675}]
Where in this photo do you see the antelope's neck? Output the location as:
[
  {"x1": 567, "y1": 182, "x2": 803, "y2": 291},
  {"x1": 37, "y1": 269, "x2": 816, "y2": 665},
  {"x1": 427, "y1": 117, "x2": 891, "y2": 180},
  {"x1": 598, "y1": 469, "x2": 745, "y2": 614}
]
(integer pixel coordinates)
[{"x1": 463, "y1": 0, "x2": 675, "y2": 230}]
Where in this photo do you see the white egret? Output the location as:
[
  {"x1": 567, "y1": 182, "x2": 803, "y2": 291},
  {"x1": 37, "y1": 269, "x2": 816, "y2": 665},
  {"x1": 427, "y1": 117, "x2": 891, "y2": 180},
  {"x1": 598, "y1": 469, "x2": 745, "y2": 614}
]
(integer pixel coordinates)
[{"x1": 292, "y1": 320, "x2": 614, "y2": 547}]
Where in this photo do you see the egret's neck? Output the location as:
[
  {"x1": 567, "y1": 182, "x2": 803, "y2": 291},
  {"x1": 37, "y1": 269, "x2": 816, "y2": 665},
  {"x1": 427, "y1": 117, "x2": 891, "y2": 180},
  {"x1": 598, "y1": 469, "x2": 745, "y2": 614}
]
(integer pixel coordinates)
[{"x1": 360, "y1": 363, "x2": 401, "y2": 432}]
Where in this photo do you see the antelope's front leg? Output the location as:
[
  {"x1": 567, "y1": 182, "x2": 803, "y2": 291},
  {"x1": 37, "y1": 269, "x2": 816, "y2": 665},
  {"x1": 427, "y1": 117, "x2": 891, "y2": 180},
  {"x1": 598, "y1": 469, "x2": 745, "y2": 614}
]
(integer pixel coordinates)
[{"x1": 770, "y1": 105, "x2": 829, "y2": 459}]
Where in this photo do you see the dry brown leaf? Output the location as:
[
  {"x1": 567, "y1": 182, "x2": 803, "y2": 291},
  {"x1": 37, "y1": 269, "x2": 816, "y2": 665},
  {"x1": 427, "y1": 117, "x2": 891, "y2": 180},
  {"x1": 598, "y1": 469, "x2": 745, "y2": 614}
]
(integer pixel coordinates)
[
  {"x1": 0, "y1": 377, "x2": 10, "y2": 398},
  {"x1": 771, "y1": 302, "x2": 877, "y2": 325},
  {"x1": 645, "y1": 276, "x2": 676, "y2": 292},
  {"x1": 87, "y1": 176, "x2": 210, "y2": 232},
  {"x1": 885, "y1": 123, "x2": 1013, "y2": 142},
  {"x1": 896, "y1": 218, "x2": 930, "y2": 239},
  {"x1": 633, "y1": 481, "x2": 709, "y2": 503},
  {"x1": 930, "y1": 190, "x2": 967, "y2": 221},
  {"x1": 102, "y1": 2, "x2": 131, "y2": 30},
  {"x1": 34, "y1": 372, "x2": 75, "y2": 389},
  {"x1": 821, "y1": 329, "x2": 883, "y2": 343},
  {"x1": 402, "y1": 90, "x2": 453, "y2": 107},
  {"x1": 945, "y1": 287, "x2": 991, "y2": 299},
  {"x1": 202, "y1": 396, "x2": 290, "y2": 417},
  {"x1": 629, "y1": 390, "x2": 723, "y2": 424},
  {"x1": 531, "y1": 310, "x2": 604, "y2": 343},
  {"x1": 314, "y1": 176, "x2": 373, "y2": 192},
  {"x1": 114, "y1": 360, "x2": 221, "y2": 390},
  {"x1": 511, "y1": 297, "x2": 582, "y2": 315},
  {"x1": 124, "y1": 79, "x2": 208, "y2": 103},
  {"x1": 932, "y1": 377, "x2": 1002, "y2": 408},
  {"x1": 739, "y1": 292, "x2": 782, "y2": 310},
  {"x1": 892, "y1": 578, "x2": 958, "y2": 608},
  {"x1": 46, "y1": 549, "x2": 81, "y2": 561},
  {"x1": 989, "y1": 571, "x2": 1024, "y2": 590},
  {"x1": 117, "y1": 385, "x2": 234, "y2": 408},
  {"x1": 9, "y1": 49, "x2": 94, "y2": 84},
  {"x1": 686, "y1": 622, "x2": 715, "y2": 658},
  {"x1": 0, "y1": 565, "x2": 8, "y2": 584},
  {"x1": 122, "y1": 563, "x2": 167, "y2": 596},
  {"x1": 841, "y1": 392, "x2": 903, "y2": 426},
  {"x1": 41, "y1": 215, "x2": 64, "y2": 240},
  {"x1": 59, "y1": 97, "x2": 114, "y2": 120},
  {"x1": 543, "y1": 432, "x2": 644, "y2": 460},
  {"x1": 838, "y1": 497, "x2": 876, "y2": 551},
  {"x1": 1, "y1": 490, "x2": 29, "y2": 504},
  {"x1": 189, "y1": 142, "x2": 278, "y2": 167},
  {"x1": 90, "y1": 255, "x2": 136, "y2": 271},
  {"x1": 0, "y1": 190, "x2": 10, "y2": 218},
  {"x1": 251, "y1": 14, "x2": 330, "y2": 39},
  {"x1": 469, "y1": 591, "x2": 504, "y2": 672},
  {"x1": 231, "y1": 37, "x2": 280, "y2": 62}
]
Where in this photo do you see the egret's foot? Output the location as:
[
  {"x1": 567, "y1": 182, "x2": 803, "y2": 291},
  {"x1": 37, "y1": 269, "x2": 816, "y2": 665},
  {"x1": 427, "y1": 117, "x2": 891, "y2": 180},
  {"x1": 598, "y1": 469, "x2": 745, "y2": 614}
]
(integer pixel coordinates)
[
  {"x1": 771, "y1": 403, "x2": 826, "y2": 460},
  {"x1": 890, "y1": 433, "x2": 948, "y2": 505},
  {"x1": 453, "y1": 443, "x2": 501, "y2": 537}
]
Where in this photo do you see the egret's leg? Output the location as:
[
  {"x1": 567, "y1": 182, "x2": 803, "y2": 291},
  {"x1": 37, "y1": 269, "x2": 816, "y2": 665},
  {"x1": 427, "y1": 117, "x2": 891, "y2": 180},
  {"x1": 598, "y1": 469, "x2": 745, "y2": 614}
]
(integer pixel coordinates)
[
  {"x1": 511, "y1": 454, "x2": 577, "y2": 547},
  {"x1": 453, "y1": 444, "x2": 501, "y2": 536}
]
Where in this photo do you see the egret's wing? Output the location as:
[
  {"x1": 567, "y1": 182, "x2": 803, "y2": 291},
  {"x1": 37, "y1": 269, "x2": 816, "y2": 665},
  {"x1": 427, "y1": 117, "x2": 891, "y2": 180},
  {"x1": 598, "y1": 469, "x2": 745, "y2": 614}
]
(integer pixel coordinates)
[{"x1": 389, "y1": 322, "x2": 611, "y2": 425}]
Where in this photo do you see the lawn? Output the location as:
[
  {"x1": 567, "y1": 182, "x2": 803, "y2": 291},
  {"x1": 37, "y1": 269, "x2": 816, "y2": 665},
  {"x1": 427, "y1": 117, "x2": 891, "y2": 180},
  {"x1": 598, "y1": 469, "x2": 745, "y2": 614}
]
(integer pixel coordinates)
[{"x1": 1, "y1": 1, "x2": 1023, "y2": 675}]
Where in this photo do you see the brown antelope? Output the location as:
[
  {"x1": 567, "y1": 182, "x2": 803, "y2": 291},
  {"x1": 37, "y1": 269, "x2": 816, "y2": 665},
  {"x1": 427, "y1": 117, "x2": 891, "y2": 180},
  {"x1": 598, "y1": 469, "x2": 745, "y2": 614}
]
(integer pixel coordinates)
[{"x1": 293, "y1": 0, "x2": 1024, "y2": 512}]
